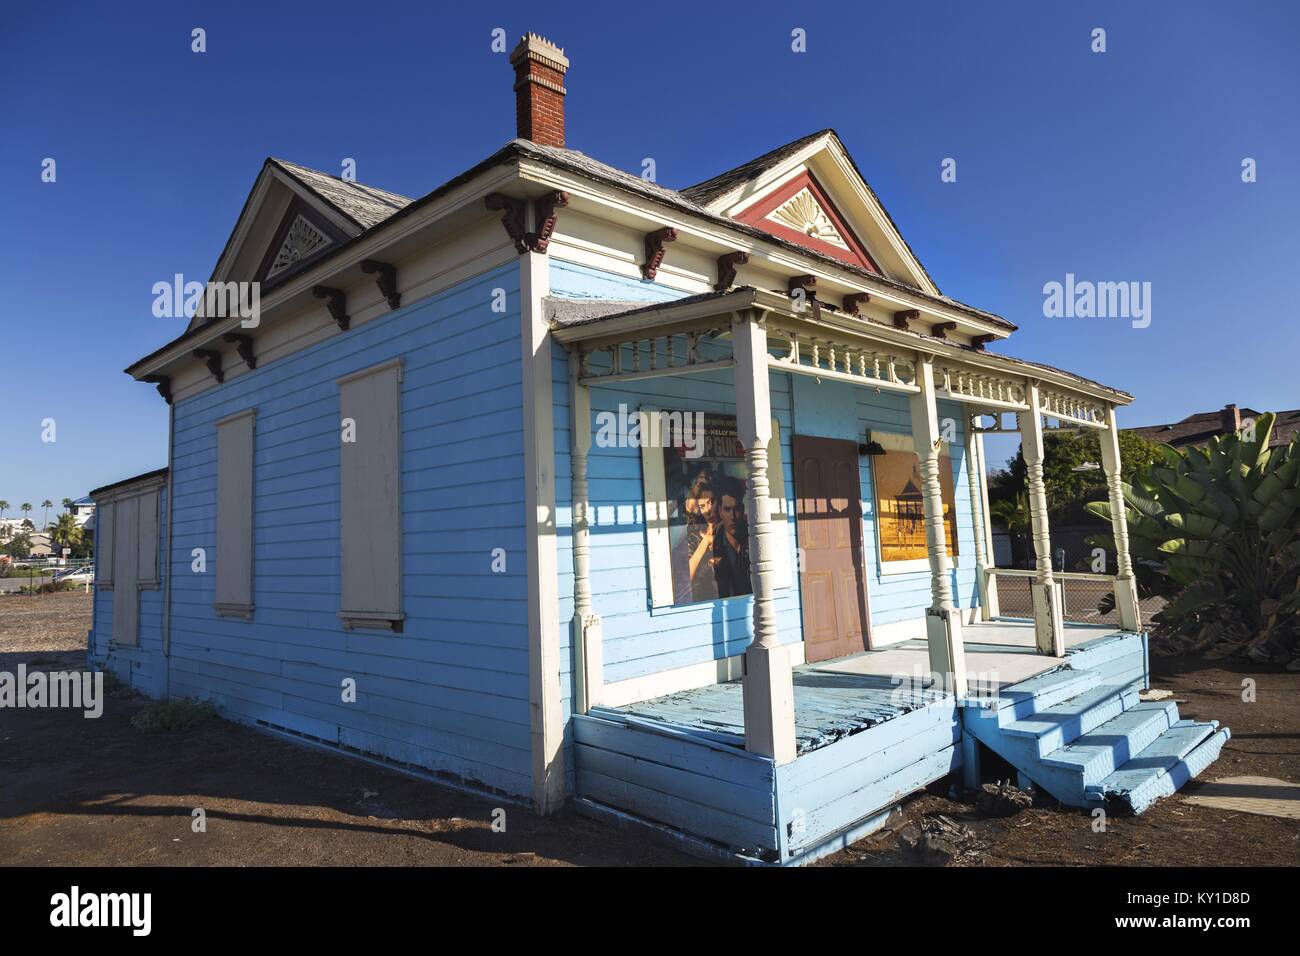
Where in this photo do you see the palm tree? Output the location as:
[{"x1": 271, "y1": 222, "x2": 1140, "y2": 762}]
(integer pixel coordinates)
[
  {"x1": 41, "y1": 500, "x2": 53, "y2": 527},
  {"x1": 0, "y1": 501, "x2": 8, "y2": 520},
  {"x1": 62, "y1": 497, "x2": 73, "y2": 515},
  {"x1": 20, "y1": 503, "x2": 32, "y2": 525},
  {"x1": 49, "y1": 513, "x2": 84, "y2": 559}
]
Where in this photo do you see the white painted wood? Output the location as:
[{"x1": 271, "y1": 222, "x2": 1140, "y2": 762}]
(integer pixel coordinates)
[
  {"x1": 214, "y1": 409, "x2": 256, "y2": 619},
  {"x1": 569, "y1": 354, "x2": 604, "y2": 713},
  {"x1": 732, "y1": 311, "x2": 797, "y2": 764},
  {"x1": 600, "y1": 641, "x2": 808, "y2": 708},
  {"x1": 136, "y1": 489, "x2": 160, "y2": 589},
  {"x1": 338, "y1": 361, "x2": 403, "y2": 629},
  {"x1": 976, "y1": 432, "x2": 998, "y2": 576},
  {"x1": 97, "y1": 501, "x2": 114, "y2": 589},
  {"x1": 1100, "y1": 404, "x2": 1142, "y2": 632},
  {"x1": 908, "y1": 356, "x2": 967, "y2": 696},
  {"x1": 520, "y1": 246, "x2": 565, "y2": 815},
  {"x1": 964, "y1": 422, "x2": 996, "y2": 621},
  {"x1": 1019, "y1": 382, "x2": 1065, "y2": 655},
  {"x1": 111, "y1": 495, "x2": 139, "y2": 646}
]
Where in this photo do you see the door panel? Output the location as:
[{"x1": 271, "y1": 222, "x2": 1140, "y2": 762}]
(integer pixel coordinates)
[{"x1": 793, "y1": 436, "x2": 871, "y2": 663}]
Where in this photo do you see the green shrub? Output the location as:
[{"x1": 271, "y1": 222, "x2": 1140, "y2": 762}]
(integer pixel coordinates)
[
  {"x1": 1088, "y1": 411, "x2": 1300, "y2": 666},
  {"x1": 129, "y1": 699, "x2": 217, "y2": 733}
]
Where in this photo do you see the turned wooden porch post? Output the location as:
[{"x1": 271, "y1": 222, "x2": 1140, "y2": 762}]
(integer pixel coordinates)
[
  {"x1": 733, "y1": 309, "x2": 797, "y2": 763},
  {"x1": 965, "y1": 415, "x2": 998, "y2": 621},
  {"x1": 1019, "y1": 381, "x2": 1066, "y2": 656},
  {"x1": 909, "y1": 356, "x2": 968, "y2": 696},
  {"x1": 569, "y1": 351, "x2": 604, "y2": 713},
  {"x1": 1099, "y1": 404, "x2": 1142, "y2": 632}
]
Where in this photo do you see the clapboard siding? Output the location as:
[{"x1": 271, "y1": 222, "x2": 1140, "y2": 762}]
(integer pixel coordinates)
[
  {"x1": 549, "y1": 261, "x2": 803, "y2": 694},
  {"x1": 165, "y1": 262, "x2": 534, "y2": 797},
  {"x1": 792, "y1": 376, "x2": 980, "y2": 630}
]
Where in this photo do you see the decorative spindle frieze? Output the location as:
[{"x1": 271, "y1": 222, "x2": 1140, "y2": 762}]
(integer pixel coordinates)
[
  {"x1": 768, "y1": 325, "x2": 917, "y2": 392},
  {"x1": 577, "y1": 327, "x2": 732, "y2": 384},
  {"x1": 1038, "y1": 387, "x2": 1106, "y2": 428}
]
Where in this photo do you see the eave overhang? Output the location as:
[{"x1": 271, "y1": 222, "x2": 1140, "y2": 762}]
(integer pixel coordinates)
[{"x1": 550, "y1": 287, "x2": 1131, "y2": 407}]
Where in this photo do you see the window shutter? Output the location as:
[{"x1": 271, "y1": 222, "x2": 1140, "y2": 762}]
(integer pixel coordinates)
[
  {"x1": 215, "y1": 409, "x2": 256, "y2": 618},
  {"x1": 137, "y1": 489, "x2": 160, "y2": 588},
  {"x1": 338, "y1": 360, "x2": 403, "y2": 630},
  {"x1": 97, "y1": 501, "x2": 115, "y2": 588},
  {"x1": 111, "y1": 495, "x2": 139, "y2": 645}
]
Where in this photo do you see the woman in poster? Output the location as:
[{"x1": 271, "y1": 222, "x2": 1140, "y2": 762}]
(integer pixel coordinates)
[{"x1": 670, "y1": 468, "x2": 720, "y2": 604}]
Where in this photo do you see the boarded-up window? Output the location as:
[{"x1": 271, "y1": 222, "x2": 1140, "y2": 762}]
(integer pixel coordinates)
[
  {"x1": 338, "y1": 360, "x2": 403, "y2": 630},
  {"x1": 112, "y1": 495, "x2": 139, "y2": 645},
  {"x1": 137, "y1": 489, "x2": 160, "y2": 588},
  {"x1": 97, "y1": 501, "x2": 115, "y2": 588},
  {"x1": 215, "y1": 409, "x2": 256, "y2": 618}
]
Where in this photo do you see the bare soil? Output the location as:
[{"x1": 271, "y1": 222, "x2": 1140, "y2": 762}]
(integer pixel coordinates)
[
  {"x1": 818, "y1": 655, "x2": 1300, "y2": 866},
  {"x1": 3, "y1": 595, "x2": 1297, "y2": 866}
]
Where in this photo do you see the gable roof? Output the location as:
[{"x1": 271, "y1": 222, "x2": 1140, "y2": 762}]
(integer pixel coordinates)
[
  {"x1": 130, "y1": 136, "x2": 1017, "y2": 377},
  {"x1": 679, "y1": 129, "x2": 941, "y2": 295},
  {"x1": 269, "y1": 159, "x2": 412, "y2": 230}
]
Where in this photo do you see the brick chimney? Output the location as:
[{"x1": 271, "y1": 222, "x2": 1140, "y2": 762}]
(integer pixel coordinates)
[
  {"x1": 1220, "y1": 403, "x2": 1242, "y2": 433},
  {"x1": 510, "y1": 33, "x2": 569, "y2": 148}
]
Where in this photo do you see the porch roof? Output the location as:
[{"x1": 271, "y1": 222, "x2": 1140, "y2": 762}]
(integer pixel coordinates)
[{"x1": 547, "y1": 287, "x2": 1133, "y2": 407}]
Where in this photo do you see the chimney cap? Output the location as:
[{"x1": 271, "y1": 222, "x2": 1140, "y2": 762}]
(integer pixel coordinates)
[{"x1": 510, "y1": 32, "x2": 569, "y2": 70}]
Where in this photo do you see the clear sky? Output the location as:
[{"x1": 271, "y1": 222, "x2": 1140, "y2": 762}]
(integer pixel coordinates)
[{"x1": 2, "y1": 0, "x2": 1296, "y2": 513}]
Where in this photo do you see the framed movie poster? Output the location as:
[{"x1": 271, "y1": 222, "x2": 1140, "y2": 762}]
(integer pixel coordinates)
[
  {"x1": 869, "y1": 432, "x2": 958, "y2": 567},
  {"x1": 640, "y1": 407, "x2": 791, "y2": 608}
]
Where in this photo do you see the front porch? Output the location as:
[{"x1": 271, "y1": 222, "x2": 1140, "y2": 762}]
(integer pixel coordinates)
[
  {"x1": 555, "y1": 285, "x2": 1152, "y2": 863},
  {"x1": 575, "y1": 624, "x2": 1150, "y2": 864}
]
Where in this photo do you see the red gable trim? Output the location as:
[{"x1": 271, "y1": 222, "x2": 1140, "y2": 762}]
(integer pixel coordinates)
[{"x1": 733, "y1": 171, "x2": 879, "y2": 273}]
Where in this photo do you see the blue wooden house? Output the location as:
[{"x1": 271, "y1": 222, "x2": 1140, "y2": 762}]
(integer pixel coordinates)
[{"x1": 91, "y1": 33, "x2": 1228, "y2": 864}]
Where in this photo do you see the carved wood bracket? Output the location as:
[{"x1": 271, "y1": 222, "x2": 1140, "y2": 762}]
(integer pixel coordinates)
[
  {"x1": 312, "y1": 286, "x2": 350, "y2": 330},
  {"x1": 143, "y1": 374, "x2": 172, "y2": 404},
  {"x1": 485, "y1": 191, "x2": 569, "y2": 254},
  {"x1": 640, "y1": 227, "x2": 678, "y2": 280},
  {"x1": 841, "y1": 292, "x2": 870, "y2": 316},
  {"x1": 222, "y1": 333, "x2": 256, "y2": 370},
  {"x1": 360, "y1": 259, "x2": 401, "y2": 311},
  {"x1": 192, "y1": 349, "x2": 224, "y2": 384},
  {"x1": 714, "y1": 251, "x2": 749, "y2": 291}
]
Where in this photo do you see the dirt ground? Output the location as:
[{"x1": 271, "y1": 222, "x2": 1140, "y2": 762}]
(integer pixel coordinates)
[{"x1": 2, "y1": 592, "x2": 1297, "y2": 866}]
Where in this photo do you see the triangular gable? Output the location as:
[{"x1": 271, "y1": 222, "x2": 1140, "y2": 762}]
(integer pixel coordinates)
[
  {"x1": 681, "y1": 130, "x2": 939, "y2": 295},
  {"x1": 733, "y1": 170, "x2": 878, "y2": 273},
  {"x1": 188, "y1": 160, "x2": 410, "y2": 331}
]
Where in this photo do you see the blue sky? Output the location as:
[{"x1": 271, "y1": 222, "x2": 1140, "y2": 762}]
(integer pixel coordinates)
[{"x1": 2, "y1": 0, "x2": 1296, "y2": 513}]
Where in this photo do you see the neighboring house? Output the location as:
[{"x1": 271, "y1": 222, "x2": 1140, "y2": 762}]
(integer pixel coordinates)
[
  {"x1": 1131, "y1": 403, "x2": 1300, "y2": 450},
  {"x1": 67, "y1": 495, "x2": 97, "y2": 528},
  {"x1": 90, "y1": 34, "x2": 1228, "y2": 864}
]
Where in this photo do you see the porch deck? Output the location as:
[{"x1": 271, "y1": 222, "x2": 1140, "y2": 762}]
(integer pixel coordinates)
[
  {"x1": 604, "y1": 620, "x2": 1121, "y2": 754},
  {"x1": 574, "y1": 622, "x2": 1149, "y2": 864}
]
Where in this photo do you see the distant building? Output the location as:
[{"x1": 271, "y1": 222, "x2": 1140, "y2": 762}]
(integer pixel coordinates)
[
  {"x1": 67, "y1": 496, "x2": 97, "y2": 528},
  {"x1": 1130, "y1": 403, "x2": 1300, "y2": 450}
]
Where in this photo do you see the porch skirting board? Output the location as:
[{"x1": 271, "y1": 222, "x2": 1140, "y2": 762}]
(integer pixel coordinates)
[{"x1": 601, "y1": 641, "x2": 808, "y2": 708}]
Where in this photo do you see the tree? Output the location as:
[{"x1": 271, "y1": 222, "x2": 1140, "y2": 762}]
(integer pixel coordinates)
[
  {"x1": 4, "y1": 531, "x2": 32, "y2": 560},
  {"x1": 41, "y1": 499, "x2": 53, "y2": 527},
  {"x1": 0, "y1": 501, "x2": 8, "y2": 520},
  {"x1": 989, "y1": 429, "x2": 1163, "y2": 524},
  {"x1": 62, "y1": 498, "x2": 73, "y2": 514},
  {"x1": 20, "y1": 503, "x2": 32, "y2": 525},
  {"x1": 49, "y1": 513, "x2": 84, "y2": 558}
]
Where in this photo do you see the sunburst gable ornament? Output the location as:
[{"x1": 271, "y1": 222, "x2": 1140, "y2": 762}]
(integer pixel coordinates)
[
  {"x1": 765, "y1": 187, "x2": 849, "y2": 250},
  {"x1": 266, "y1": 214, "x2": 332, "y2": 279}
]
